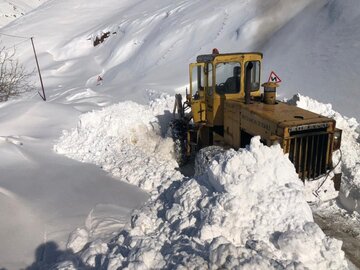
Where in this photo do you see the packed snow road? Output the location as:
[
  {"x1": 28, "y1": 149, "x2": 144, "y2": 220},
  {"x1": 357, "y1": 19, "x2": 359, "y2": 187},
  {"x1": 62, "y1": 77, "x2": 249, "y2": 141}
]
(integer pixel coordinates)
[{"x1": 312, "y1": 202, "x2": 360, "y2": 269}]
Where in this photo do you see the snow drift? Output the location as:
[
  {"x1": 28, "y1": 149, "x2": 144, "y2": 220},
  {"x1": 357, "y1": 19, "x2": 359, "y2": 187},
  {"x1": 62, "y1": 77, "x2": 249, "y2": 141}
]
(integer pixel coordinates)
[
  {"x1": 60, "y1": 138, "x2": 347, "y2": 269},
  {"x1": 53, "y1": 94, "x2": 355, "y2": 269},
  {"x1": 55, "y1": 92, "x2": 180, "y2": 192}
]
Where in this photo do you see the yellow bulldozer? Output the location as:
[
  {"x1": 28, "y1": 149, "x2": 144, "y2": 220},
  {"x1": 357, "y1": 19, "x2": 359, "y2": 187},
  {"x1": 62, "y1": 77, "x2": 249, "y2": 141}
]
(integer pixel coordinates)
[{"x1": 171, "y1": 50, "x2": 342, "y2": 185}]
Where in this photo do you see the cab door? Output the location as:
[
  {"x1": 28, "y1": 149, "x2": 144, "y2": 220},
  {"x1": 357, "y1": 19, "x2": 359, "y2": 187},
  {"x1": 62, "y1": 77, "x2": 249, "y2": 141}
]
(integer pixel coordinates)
[
  {"x1": 204, "y1": 63, "x2": 215, "y2": 126},
  {"x1": 208, "y1": 61, "x2": 242, "y2": 127},
  {"x1": 189, "y1": 63, "x2": 206, "y2": 123}
]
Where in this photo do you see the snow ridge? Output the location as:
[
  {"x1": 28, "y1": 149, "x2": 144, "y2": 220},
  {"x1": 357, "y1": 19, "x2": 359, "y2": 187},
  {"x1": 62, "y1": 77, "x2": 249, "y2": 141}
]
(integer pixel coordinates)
[
  {"x1": 54, "y1": 92, "x2": 181, "y2": 192},
  {"x1": 64, "y1": 138, "x2": 346, "y2": 269},
  {"x1": 54, "y1": 94, "x2": 349, "y2": 269}
]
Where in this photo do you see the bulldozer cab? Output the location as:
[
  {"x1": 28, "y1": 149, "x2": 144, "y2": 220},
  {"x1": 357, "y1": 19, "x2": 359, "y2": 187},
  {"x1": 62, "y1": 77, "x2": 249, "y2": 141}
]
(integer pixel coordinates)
[{"x1": 188, "y1": 52, "x2": 263, "y2": 127}]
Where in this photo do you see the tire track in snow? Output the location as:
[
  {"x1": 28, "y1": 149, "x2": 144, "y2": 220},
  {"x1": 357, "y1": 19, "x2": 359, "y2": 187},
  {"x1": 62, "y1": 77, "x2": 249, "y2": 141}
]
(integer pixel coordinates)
[{"x1": 314, "y1": 210, "x2": 360, "y2": 268}]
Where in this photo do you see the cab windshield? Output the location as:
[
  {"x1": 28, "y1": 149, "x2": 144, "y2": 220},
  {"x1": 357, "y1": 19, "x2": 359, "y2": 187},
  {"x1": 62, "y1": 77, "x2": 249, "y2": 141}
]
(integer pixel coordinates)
[{"x1": 215, "y1": 62, "x2": 241, "y2": 94}]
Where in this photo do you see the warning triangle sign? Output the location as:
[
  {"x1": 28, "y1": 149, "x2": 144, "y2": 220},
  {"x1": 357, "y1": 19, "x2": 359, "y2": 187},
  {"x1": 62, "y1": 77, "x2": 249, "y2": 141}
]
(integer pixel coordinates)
[{"x1": 268, "y1": 71, "x2": 282, "y2": 83}]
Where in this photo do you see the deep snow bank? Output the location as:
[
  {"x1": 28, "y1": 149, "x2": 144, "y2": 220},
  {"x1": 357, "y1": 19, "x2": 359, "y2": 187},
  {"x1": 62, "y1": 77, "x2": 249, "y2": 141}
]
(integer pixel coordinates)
[
  {"x1": 289, "y1": 94, "x2": 360, "y2": 214},
  {"x1": 54, "y1": 92, "x2": 181, "y2": 192},
  {"x1": 63, "y1": 138, "x2": 347, "y2": 269},
  {"x1": 54, "y1": 94, "x2": 349, "y2": 269}
]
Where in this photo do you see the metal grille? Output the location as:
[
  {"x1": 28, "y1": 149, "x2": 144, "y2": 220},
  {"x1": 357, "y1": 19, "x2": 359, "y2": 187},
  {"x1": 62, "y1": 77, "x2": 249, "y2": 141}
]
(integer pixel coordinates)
[{"x1": 288, "y1": 132, "x2": 329, "y2": 180}]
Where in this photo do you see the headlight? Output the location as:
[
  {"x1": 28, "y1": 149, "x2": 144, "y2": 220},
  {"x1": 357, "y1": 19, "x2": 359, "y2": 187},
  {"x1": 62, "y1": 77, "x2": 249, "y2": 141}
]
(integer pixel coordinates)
[{"x1": 333, "y1": 128, "x2": 342, "y2": 151}]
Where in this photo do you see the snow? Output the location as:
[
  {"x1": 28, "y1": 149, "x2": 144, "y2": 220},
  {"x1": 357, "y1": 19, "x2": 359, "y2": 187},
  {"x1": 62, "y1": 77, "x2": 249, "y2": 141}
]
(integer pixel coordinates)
[
  {"x1": 54, "y1": 92, "x2": 180, "y2": 192},
  {"x1": 54, "y1": 93, "x2": 357, "y2": 269},
  {"x1": 0, "y1": 0, "x2": 359, "y2": 269},
  {"x1": 0, "y1": 101, "x2": 148, "y2": 268},
  {"x1": 0, "y1": 0, "x2": 45, "y2": 28},
  {"x1": 263, "y1": 0, "x2": 360, "y2": 119},
  {"x1": 311, "y1": 199, "x2": 360, "y2": 269},
  {"x1": 59, "y1": 137, "x2": 347, "y2": 269}
]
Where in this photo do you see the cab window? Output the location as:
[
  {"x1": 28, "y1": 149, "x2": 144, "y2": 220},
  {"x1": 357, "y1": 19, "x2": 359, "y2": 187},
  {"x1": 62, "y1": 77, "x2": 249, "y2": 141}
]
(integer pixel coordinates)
[
  {"x1": 245, "y1": 61, "x2": 260, "y2": 92},
  {"x1": 205, "y1": 63, "x2": 213, "y2": 87},
  {"x1": 215, "y1": 62, "x2": 241, "y2": 94},
  {"x1": 191, "y1": 65, "x2": 203, "y2": 94}
]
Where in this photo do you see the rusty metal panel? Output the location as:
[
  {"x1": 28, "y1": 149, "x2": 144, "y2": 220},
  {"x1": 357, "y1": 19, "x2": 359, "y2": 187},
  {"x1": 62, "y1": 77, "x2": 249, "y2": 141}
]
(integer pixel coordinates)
[
  {"x1": 240, "y1": 108, "x2": 275, "y2": 139},
  {"x1": 224, "y1": 100, "x2": 241, "y2": 148}
]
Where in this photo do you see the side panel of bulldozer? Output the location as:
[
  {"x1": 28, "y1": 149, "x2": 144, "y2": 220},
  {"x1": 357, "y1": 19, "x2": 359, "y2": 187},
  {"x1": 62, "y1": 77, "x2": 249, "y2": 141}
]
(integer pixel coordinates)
[
  {"x1": 224, "y1": 100, "x2": 278, "y2": 148},
  {"x1": 191, "y1": 100, "x2": 206, "y2": 123},
  {"x1": 224, "y1": 101, "x2": 241, "y2": 148}
]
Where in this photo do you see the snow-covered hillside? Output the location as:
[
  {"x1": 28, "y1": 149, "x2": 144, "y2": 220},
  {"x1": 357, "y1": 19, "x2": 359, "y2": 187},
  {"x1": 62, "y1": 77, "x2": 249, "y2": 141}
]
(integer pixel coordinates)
[
  {"x1": 263, "y1": 0, "x2": 360, "y2": 119},
  {"x1": 0, "y1": 0, "x2": 46, "y2": 28},
  {"x1": 0, "y1": 0, "x2": 359, "y2": 269}
]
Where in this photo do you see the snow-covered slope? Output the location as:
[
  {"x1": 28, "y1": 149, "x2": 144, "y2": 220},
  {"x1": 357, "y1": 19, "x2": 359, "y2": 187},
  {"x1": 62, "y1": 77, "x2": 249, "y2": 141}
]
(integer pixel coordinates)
[
  {"x1": 0, "y1": 0, "x2": 359, "y2": 269},
  {"x1": 0, "y1": 0, "x2": 46, "y2": 28},
  {"x1": 0, "y1": 0, "x2": 320, "y2": 103},
  {"x1": 263, "y1": 0, "x2": 360, "y2": 119}
]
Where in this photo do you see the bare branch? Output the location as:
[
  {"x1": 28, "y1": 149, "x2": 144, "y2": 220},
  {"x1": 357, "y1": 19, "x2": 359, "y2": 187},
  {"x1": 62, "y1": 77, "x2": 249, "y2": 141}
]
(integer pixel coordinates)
[{"x1": 0, "y1": 43, "x2": 34, "y2": 102}]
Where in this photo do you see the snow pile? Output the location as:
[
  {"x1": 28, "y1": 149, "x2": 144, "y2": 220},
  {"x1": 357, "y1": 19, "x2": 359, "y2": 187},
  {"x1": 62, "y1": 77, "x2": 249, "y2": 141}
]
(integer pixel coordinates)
[
  {"x1": 53, "y1": 93, "x2": 353, "y2": 269},
  {"x1": 54, "y1": 93, "x2": 180, "y2": 192},
  {"x1": 290, "y1": 94, "x2": 360, "y2": 213},
  {"x1": 63, "y1": 138, "x2": 347, "y2": 269}
]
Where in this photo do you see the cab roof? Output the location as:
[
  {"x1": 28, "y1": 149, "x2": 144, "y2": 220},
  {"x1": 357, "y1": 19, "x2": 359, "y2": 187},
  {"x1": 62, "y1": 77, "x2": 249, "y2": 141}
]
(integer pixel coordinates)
[{"x1": 196, "y1": 52, "x2": 263, "y2": 63}]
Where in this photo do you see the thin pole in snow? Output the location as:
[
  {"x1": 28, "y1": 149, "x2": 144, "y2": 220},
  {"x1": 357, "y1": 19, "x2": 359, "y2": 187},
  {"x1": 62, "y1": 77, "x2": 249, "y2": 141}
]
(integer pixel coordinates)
[{"x1": 30, "y1": 37, "x2": 46, "y2": 101}]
